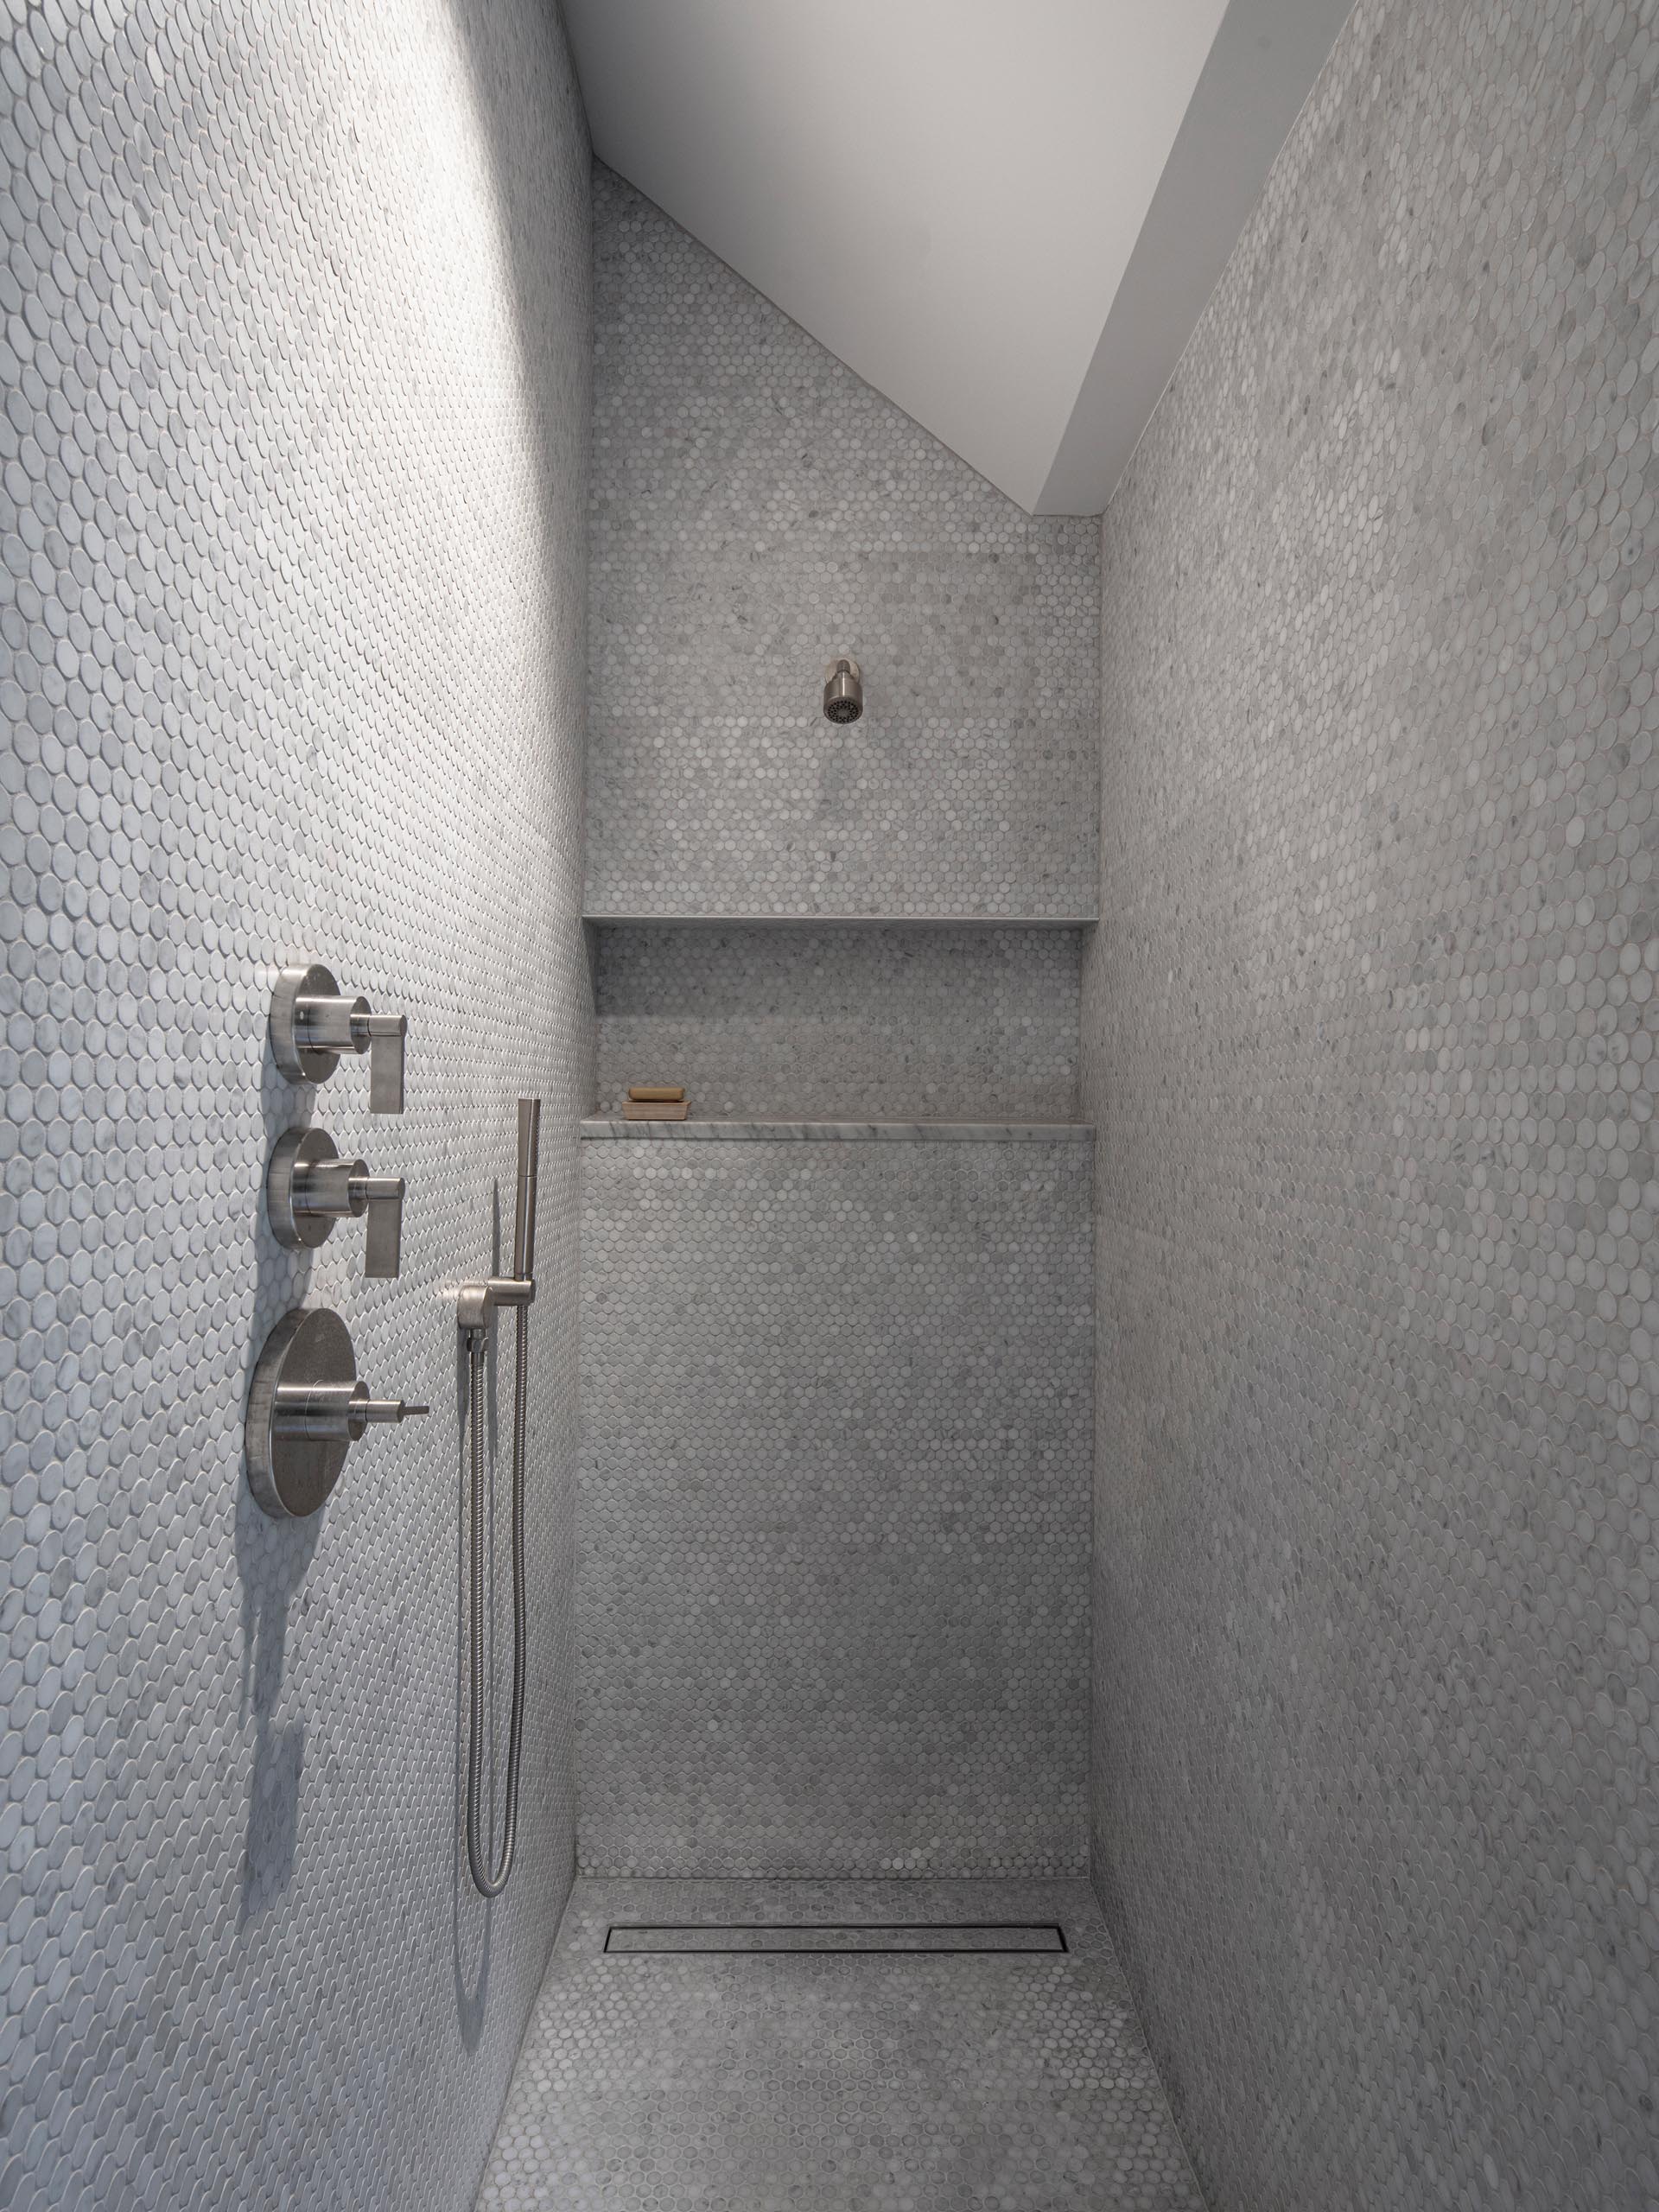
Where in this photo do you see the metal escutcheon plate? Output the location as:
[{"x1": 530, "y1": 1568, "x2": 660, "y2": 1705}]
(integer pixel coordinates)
[
  {"x1": 266, "y1": 1126, "x2": 340, "y2": 1249},
  {"x1": 270, "y1": 961, "x2": 340, "y2": 1084},
  {"x1": 246, "y1": 1306, "x2": 356, "y2": 1519}
]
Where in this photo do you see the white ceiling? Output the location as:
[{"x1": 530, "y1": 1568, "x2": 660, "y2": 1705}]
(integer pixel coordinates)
[{"x1": 563, "y1": 0, "x2": 1354, "y2": 515}]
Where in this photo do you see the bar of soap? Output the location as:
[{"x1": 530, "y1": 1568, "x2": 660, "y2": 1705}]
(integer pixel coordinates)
[
  {"x1": 627, "y1": 1085, "x2": 685, "y2": 1103},
  {"x1": 624, "y1": 1099, "x2": 689, "y2": 1121}
]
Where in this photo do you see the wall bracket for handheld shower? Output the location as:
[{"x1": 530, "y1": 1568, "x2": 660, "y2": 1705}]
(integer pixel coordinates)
[
  {"x1": 454, "y1": 1274, "x2": 535, "y2": 1342},
  {"x1": 454, "y1": 1099, "x2": 541, "y2": 1343}
]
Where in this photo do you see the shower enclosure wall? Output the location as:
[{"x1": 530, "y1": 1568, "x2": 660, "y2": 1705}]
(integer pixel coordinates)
[
  {"x1": 2, "y1": 5, "x2": 590, "y2": 2207},
  {"x1": 578, "y1": 168, "x2": 1100, "y2": 1885},
  {"x1": 1085, "y1": 2, "x2": 1659, "y2": 2206}
]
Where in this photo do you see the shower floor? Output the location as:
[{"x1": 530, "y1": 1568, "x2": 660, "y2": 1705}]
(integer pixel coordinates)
[{"x1": 474, "y1": 1876, "x2": 1202, "y2": 2211}]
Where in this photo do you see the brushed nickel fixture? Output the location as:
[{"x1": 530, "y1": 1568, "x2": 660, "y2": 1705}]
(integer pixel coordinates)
[
  {"x1": 822, "y1": 655, "x2": 863, "y2": 724},
  {"x1": 245, "y1": 1307, "x2": 428, "y2": 1519},
  {"x1": 265, "y1": 1127, "x2": 404, "y2": 1277},
  {"x1": 454, "y1": 1098, "x2": 541, "y2": 1897},
  {"x1": 269, "y1": 961, "x2": 408, "y2": 1112}
]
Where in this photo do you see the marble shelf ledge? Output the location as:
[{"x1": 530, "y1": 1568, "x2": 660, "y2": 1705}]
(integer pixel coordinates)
[
  {"x1": 582, "y1": 1118, "x2": 1094, "y2": 1144},
  {"x1": 582, "y1": 912, "x2": 1097, "y2": 929}
]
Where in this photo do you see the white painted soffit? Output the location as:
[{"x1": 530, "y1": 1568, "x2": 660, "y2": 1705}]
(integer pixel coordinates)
[{"x1": 563, "y1": 0, "x2": 1354, "y2": 516}]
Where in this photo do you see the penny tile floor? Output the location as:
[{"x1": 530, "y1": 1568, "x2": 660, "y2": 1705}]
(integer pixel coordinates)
[{"x1": 475, "y1": 1878, "x2": 1202, "y2": 2209}]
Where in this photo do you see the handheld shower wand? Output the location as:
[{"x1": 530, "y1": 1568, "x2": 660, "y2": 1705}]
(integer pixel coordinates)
[{"x1": 457, "y1": 1098, "x2": 540, "y2": 1898}]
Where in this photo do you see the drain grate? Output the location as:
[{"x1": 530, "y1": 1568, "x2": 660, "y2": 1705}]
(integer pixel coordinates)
[{"x1": 603, "y1": 1921, "x2": 1067, "y2": 1955}]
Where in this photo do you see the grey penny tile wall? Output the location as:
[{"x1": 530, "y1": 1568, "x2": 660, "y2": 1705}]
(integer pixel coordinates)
[
  {"x1": 586, "y1": 166, "x2": 1099, "y2": 921},
  {"x1": 579, "y1": 1139, "x2": 1091, "y2": 1876},
  {"x1": 1083, "y1": 0, "x2": 1659, "y2": 2207},
  {"x1": 0, "y1": 4, "x2": 588, "y2": 2209},
  {"x1": 593, "y1": 923, "x2": 1082, "y2": 1122}
]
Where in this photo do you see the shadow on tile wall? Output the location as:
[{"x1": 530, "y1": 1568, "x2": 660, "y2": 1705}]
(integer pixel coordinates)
[
  {"x1": 1, "y1": 3, "x2": 590, "y2": 2207},
  {"x1": 233, "y1": 1042, "x2": 317, "y2": 1929},
  {"x1": 1084, "y1": 1, "x2": 1659, "y2": 2207}
]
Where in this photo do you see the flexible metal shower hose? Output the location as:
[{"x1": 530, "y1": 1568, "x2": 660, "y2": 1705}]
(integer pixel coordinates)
[{"x1": 465, "y1": 1302, "x2": 530, "y2": 1898}]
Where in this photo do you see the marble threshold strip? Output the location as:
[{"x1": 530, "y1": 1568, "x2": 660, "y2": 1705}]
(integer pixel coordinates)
[{"x1": 581, "y1": 1118, "x2": 1094, "y2": 1142}]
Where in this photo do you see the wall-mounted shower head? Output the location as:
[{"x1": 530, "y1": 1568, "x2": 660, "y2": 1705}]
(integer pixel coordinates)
[{"x1": 823, "y1": 656, "x2": 862, "y2": 724}]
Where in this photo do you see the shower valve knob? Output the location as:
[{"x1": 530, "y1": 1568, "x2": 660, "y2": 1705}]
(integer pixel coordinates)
[
  {"x1": 245, "y1": 1307, "x2": 429, "y2": 1520},
  {"x1": 270, "y1": 962, "x2": 407, "y2": 1111},
  {"x1": 274, "y1": 1381, "x2": 427, "y2": 1442},
  {"x1": 266, "y1": 1128, "x2": 405, "y2": 1278}
]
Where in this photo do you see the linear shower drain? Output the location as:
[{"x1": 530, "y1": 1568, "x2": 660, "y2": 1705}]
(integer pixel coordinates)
[{"x1": 603, "y1": 1921, "x2": 1067, "y2": 1955}]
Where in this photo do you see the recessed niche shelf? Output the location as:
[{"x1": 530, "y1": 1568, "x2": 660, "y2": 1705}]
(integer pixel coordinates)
[
  {"x1": 583, "y1": 913, "x2": 1097, "y2": 929},
  {"x1": 582, "y1": 1118, "x2": 1093, "y2": 1144}
]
